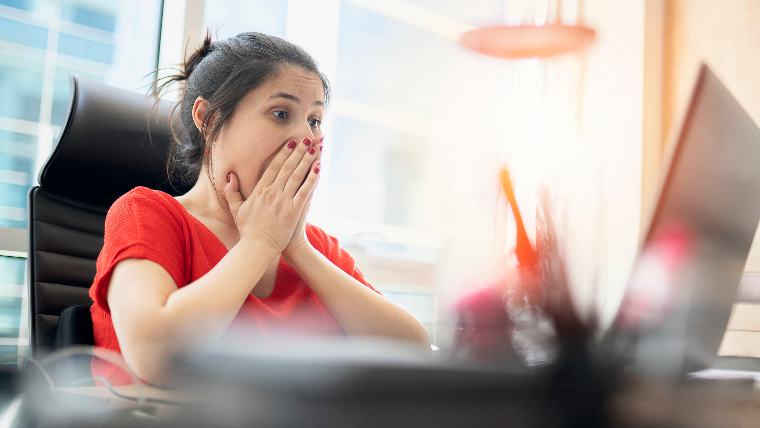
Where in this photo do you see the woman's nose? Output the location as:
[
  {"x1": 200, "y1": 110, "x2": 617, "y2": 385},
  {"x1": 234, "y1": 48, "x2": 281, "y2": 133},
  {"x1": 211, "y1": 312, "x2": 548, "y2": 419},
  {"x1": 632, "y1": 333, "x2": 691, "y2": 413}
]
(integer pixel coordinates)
[
  {"x1": 302, "y1": 120, "x2": 321, "y2": 138},
  {"x1": 289, "y1": 119, "x2": 322, "y2": 147}
]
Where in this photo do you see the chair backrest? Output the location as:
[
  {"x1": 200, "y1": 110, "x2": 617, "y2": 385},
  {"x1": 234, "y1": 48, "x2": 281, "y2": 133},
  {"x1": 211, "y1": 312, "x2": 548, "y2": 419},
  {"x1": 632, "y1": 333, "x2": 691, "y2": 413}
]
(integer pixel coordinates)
[{"x1": 27, "y1": 75, "x2": 188, "y2": 354}]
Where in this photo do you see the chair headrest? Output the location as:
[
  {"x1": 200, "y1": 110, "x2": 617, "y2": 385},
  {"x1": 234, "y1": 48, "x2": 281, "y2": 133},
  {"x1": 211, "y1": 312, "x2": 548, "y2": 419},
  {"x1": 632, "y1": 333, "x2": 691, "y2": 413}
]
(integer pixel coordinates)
[{"x1": 38, "y1": 75, "x2": 192, "y2": 207}]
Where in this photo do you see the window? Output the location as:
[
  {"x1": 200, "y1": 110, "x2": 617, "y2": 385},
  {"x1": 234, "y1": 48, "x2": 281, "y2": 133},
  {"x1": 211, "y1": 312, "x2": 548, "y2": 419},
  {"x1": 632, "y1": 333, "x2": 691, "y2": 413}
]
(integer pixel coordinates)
[
  {"x1": 0, "y1": 254, "x2": 24, "y2": 357},
  {"x1": 0, "y1": 0, "x2": 163, "y2": 357}
]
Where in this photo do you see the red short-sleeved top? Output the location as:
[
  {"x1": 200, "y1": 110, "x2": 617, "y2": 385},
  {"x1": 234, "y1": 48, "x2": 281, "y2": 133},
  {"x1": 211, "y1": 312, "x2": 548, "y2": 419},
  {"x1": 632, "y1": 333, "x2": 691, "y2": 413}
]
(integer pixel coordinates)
[{"x1": 89, "y1": 186, "x2": 379, "y2": 385}]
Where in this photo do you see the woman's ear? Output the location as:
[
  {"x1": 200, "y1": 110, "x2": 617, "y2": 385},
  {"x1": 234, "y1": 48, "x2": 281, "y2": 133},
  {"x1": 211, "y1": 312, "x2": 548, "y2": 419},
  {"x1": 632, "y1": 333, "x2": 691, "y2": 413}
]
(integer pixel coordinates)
[{"x1": 191, "y1": 96, "x2": 209, "y2": 133}]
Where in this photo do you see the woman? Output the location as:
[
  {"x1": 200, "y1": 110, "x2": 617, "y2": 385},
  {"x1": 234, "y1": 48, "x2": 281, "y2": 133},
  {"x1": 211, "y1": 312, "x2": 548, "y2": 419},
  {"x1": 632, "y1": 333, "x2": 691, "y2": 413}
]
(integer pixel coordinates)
[{"x1": 89, "y1": 32, "x2": 430, "y2": 386}]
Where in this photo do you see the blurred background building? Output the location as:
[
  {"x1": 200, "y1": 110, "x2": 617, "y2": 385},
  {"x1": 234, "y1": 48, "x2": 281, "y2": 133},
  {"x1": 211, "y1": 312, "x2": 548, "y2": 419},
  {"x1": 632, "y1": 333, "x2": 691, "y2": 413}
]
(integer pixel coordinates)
[{"x1": 0, "y1": 0, "x2": 161, "y2": 357}]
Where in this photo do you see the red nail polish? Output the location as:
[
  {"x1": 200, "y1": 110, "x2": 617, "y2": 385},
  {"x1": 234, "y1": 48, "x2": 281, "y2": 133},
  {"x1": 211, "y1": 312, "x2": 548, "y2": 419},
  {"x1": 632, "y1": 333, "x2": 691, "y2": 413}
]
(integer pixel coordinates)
[
  {"x1": 308, "y1": 147, "x2": 316, "y2": 155},
  {"x1": 287, "y1": 140, "x2": 297, "y2": 149},
  {"x1": 303, "y1": 138, "x2": 312, "y2": 146},
  {"x1": 314, "y1": 166, "x2": 320, "y2": 174}
]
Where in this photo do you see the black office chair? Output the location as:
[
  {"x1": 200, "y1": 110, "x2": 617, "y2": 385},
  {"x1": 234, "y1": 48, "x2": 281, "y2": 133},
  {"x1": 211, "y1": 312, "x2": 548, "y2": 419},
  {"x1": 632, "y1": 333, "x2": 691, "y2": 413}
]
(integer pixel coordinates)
[{"x1": 27, "y1": 75, "x2": 187, "y2": 357}]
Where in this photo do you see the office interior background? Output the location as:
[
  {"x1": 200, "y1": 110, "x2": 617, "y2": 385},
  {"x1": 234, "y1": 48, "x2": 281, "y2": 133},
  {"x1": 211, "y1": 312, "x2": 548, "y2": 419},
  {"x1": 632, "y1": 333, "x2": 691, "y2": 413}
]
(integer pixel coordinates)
[{"x1": 1, "y1": 0, "x2": 759, "y2": 359}]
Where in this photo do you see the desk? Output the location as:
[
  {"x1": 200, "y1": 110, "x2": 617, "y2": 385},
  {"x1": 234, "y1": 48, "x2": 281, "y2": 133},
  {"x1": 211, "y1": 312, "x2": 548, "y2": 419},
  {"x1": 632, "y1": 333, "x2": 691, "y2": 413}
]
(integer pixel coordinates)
[
  {"x1": 613, "y1": 376, "x2": 760, "y2": 428},
  {"x1": 5, "y1": 376, "x2": 760, "y2": 427}
]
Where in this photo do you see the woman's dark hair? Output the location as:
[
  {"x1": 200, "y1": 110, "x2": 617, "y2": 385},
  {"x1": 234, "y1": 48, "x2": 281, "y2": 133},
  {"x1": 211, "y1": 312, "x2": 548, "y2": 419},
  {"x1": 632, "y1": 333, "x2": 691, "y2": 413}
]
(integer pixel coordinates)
[{"x1": 153, "y1": 32, "x2": 330, "y2": 190}]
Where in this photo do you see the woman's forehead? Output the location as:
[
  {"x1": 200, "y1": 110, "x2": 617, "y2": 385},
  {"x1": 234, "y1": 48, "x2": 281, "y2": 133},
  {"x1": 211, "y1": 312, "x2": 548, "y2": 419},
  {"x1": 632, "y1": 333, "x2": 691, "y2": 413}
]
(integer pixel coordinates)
[{"x1": 258, "y1": 66, "x2": 324, "y2": 104}]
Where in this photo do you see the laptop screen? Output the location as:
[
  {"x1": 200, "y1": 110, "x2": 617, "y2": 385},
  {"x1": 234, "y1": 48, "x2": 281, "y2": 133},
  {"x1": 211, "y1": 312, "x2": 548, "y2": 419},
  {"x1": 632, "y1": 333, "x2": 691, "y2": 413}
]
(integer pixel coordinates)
[{"x1": 614, "y1": 64, "x2": 760, "y2": 375}]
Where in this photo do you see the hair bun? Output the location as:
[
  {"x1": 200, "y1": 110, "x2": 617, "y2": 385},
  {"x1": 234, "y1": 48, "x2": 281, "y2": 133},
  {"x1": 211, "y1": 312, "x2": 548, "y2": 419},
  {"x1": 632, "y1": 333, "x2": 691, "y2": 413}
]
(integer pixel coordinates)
[{"x1": 183, "y1": 33, "x2": 214, "y2": 80}]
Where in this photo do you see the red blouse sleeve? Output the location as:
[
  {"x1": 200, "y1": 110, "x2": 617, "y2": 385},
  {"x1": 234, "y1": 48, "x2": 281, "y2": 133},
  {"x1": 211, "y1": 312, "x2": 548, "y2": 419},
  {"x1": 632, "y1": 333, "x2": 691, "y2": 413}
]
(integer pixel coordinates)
[
  {"x1": 90, "y1": 187, "x2": 187, "y2": 312},
  {"x1": 306, "y1": 224, "x2": 381, "y2": 294}
]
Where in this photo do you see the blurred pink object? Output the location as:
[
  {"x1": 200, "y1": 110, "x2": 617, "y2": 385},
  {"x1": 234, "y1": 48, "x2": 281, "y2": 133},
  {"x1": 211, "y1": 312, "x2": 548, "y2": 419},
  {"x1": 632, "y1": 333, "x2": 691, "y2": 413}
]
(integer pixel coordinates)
[
  {"x1": 617, "y1": 223, "x2": 694, "y2": 328},
  {"x1": 460, "y1": 24, "x2": 595, "y2": 59},
  {"x1": 453, "y1": 272, "x2": 513, "y2": 360}
]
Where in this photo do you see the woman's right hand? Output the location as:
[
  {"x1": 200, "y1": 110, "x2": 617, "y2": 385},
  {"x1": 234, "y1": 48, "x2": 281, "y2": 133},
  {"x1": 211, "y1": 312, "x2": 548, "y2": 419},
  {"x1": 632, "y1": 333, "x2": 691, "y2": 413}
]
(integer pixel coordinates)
[{"x1": 223, "y1": 138, "x2": 320, "y2": 252}]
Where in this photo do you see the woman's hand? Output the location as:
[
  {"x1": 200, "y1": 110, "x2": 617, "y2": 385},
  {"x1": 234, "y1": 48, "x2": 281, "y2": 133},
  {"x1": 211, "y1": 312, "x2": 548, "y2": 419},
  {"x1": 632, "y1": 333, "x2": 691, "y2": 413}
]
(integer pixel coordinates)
[
  {"x1": 284, "y1": 139, "x2": 322, "y2": 257},
  {"x1": 223, "y1": 138, "x2": 320, "y2": 253}
]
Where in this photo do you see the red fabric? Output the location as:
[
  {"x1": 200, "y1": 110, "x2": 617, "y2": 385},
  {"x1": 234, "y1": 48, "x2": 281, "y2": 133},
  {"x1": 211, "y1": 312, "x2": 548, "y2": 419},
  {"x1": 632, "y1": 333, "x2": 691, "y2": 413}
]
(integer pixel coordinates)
[{"x1": 89, "y1": 186, "x2": 379, "y2": 385}]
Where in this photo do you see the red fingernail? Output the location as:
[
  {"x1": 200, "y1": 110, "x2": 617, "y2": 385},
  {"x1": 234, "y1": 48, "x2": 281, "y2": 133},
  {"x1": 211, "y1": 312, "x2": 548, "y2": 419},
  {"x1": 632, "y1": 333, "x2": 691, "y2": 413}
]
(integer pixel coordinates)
[
  {"x1": 287, "y1": 140, "x2": 297, "y2": 149},
  {"x1": 303, "y1": 138, "x2": 312, "y2": 146},
  {"x1": 314, "y1": 166, "x2": 320, "y2": 174},
  {"x1": 308, "y1": 147, "x2": 316, "y2": 154}
]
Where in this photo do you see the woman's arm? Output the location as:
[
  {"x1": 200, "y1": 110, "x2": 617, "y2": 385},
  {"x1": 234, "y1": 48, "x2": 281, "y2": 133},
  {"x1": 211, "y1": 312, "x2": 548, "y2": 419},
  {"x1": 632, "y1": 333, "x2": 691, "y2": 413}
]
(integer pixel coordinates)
[
  {"x1": 283, "y1": 244, "x2": 431, "y2": 348},
  {"x1": 107, "y1": 237, "x2": 279, "y2": 385},
  {"x1": 109, "y1": 137, "x2": 321, "y2": 385}
]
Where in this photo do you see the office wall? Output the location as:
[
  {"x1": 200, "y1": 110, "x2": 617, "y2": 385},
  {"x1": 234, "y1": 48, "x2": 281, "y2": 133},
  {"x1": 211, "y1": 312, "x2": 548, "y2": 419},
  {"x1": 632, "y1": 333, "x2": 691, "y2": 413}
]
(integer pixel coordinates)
[{"x1": 663, "y1": 0, "x2": 760, "y2": 272}]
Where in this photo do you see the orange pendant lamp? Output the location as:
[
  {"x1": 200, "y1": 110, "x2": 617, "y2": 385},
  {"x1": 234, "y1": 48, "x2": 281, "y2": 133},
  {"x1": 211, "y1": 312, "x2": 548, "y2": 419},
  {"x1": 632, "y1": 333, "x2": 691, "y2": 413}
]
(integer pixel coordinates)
[{"x1": 460, "y1": 0, "x2": 595, "y2": 59}]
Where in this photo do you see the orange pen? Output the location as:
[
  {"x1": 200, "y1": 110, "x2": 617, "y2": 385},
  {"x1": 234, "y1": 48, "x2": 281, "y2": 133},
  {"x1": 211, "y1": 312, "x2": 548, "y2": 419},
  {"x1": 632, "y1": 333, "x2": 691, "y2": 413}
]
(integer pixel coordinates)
[{"x1": 499, "y1": 166, "x2": 538, "y2": 271}]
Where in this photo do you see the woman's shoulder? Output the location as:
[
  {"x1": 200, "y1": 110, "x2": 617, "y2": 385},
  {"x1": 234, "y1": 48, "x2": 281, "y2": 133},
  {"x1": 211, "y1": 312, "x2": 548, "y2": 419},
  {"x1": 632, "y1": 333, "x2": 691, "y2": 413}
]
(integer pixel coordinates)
[
  {"x1": 106, "y1": 186, "x2": 185, "y2": 226},
  {"x1": 110, "y1": 186, "x2": 178, "y2": 210}
]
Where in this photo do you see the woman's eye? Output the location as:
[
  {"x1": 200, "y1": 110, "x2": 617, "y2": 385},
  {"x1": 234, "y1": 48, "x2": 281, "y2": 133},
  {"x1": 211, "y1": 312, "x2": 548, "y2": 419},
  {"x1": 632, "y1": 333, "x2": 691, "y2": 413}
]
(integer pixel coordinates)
[
  {"x1": 273, "y1": 110, "x2": 289, "y2": 120},
  {"x1": 308, "y1": 118, "x2": 322, "y2": 128}
]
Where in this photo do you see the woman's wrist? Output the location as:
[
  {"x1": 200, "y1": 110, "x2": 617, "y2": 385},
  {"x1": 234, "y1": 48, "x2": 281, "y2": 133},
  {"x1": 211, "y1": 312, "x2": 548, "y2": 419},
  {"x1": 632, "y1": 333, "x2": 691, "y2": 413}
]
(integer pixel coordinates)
[
  {"x1": 236, "y1": 234, "x2": 282, "y2": 259},
  {"x1": 282, "y1": 239, "x2": 316, "y2": 265}
]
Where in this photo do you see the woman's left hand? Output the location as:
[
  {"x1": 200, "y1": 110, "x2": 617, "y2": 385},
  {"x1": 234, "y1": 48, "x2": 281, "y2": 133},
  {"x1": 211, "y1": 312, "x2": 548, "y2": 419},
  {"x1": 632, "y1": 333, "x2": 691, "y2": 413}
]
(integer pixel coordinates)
[{"x1": 283, "y1": 139, "x2": 322, "y2": 257}]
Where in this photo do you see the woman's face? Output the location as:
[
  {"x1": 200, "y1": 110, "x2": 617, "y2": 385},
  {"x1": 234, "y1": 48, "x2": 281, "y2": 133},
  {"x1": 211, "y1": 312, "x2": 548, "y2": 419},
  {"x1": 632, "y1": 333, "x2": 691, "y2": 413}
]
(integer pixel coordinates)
[{"x1": 202, "y1": 65, "x2": 325, "y2": 199}]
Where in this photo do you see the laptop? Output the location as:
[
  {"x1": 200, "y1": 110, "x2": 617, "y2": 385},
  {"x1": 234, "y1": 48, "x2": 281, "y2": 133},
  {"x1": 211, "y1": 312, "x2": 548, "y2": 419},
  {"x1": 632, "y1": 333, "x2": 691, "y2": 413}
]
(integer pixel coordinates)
[{"x1": 610, "y1": 63, "x2": 760, "y2": 378}]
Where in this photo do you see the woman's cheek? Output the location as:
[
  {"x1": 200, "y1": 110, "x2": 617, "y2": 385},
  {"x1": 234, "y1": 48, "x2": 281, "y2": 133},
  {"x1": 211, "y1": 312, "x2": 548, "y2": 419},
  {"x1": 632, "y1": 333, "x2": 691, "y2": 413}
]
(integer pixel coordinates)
[{"x1": 246, "y1": 158, "x2": 273, "y2": 195}]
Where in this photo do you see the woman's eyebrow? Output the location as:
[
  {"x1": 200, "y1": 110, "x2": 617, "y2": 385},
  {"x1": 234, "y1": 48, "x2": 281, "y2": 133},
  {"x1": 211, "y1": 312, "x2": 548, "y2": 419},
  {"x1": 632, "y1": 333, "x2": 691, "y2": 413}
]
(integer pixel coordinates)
[
  {"x1": 267, "y1": 92, "x2": 324, "y2": 107},
  {"x1": 267, "y1": 92, "x2": 300, "y2": 103}
]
